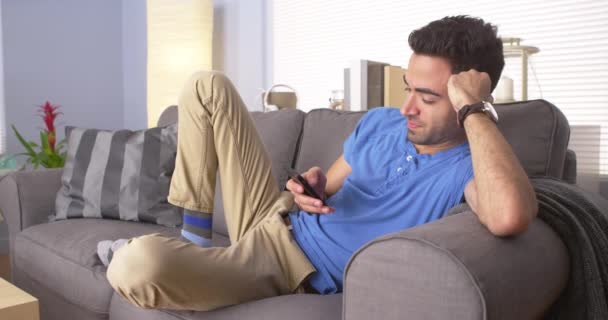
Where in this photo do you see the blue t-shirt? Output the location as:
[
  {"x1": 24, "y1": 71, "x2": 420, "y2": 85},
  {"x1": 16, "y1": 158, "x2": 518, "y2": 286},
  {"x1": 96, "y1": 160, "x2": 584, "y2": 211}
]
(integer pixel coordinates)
[{"x1": 289, "y1": 108, "x2": 474, "y2": 294}]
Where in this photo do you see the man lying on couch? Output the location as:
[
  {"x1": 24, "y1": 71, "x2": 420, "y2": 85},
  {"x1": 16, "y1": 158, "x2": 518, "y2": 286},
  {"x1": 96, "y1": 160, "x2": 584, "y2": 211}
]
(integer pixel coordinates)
[{"x1": 100, "y1": 15, "x2": 538, "y2": 311}]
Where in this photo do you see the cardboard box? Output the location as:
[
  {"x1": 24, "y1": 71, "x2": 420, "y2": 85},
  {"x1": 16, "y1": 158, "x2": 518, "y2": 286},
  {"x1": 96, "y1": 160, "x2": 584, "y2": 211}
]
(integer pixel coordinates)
[{"x1": 0, "y1": 277, "x2": 39, "y2": 320}]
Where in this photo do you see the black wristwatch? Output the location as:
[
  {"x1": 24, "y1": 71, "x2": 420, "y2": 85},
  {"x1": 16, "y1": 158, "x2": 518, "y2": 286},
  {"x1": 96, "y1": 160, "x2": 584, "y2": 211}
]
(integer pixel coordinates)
[{"x1": 457, "y1": 101, "x2": 499, "y2": 127}]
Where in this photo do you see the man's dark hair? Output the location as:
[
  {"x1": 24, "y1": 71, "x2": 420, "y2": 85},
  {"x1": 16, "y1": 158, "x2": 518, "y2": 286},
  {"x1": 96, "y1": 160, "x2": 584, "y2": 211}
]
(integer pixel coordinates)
[{"x1": 408, "y1": 15, "x2": 505, "y2": 91}]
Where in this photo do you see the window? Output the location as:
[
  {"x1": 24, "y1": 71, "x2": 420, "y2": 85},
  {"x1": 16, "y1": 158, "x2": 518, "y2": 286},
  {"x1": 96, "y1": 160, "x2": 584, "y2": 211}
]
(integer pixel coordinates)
[{"x1": 273, "y1": 0, "x2": 608, "y2": 182}]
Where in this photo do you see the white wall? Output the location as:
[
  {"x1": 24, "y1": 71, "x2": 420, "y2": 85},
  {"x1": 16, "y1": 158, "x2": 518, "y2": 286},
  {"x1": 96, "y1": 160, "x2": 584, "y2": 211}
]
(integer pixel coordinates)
[
  {"x1": 214, "y1": 0, "x2": 270, "y2": 111},
  {"x1": 2, "y1": 0, "x2": 125, "y2": 154},
  {"x1": 2, "y1": 0, "x2": 270, "y2": 143},
  {"x1": 122, "y1": 0, "x2": 148, "y2": 130}
]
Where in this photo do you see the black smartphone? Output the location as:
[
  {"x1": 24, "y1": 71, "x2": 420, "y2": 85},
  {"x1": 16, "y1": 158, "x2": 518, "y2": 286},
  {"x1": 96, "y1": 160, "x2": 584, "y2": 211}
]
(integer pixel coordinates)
[{"x1": 289, "y1": 170, "x2": 327, "y2": 206}]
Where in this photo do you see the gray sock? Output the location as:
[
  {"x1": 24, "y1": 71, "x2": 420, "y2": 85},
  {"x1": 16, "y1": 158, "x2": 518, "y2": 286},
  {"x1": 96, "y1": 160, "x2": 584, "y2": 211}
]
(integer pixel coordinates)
[{"x1": 97, "y1": 238, "x2": 129, "y2": 267}]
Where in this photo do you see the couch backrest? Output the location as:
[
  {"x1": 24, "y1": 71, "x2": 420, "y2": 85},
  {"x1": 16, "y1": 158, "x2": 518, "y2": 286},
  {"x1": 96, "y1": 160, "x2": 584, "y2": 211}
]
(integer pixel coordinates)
[
  {"x1": 495, "y1": 100, "x2": 570, "y2": 178},
  {"x1": 294, "y1": 99, "x2": 571, "y2": 180},
  {"x1": 294, "y1": 109, "x2": 365, "y2": 173},
  {"x1": 157, "y1": 99, "x2": 571, "y2": 238}
]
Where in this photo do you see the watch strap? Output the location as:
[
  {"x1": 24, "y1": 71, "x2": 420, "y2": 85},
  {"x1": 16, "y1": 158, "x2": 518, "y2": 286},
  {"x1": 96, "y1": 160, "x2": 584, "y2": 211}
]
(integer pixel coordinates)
[{"x1": 457, "y1": 102, "x2": 486, "y2": 127}]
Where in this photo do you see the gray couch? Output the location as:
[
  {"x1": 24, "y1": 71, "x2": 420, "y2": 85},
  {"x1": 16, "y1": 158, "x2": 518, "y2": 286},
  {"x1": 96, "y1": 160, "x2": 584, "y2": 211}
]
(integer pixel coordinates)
[{"x1": 0, "y1": 100, "x2": 573, "y2": 320}]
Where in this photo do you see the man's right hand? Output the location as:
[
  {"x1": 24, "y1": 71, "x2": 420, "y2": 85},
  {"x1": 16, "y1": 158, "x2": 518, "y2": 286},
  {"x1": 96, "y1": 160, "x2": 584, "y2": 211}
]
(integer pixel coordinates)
[{"x1": 286, "y1": 166, "x2": 335, "y2": 214}]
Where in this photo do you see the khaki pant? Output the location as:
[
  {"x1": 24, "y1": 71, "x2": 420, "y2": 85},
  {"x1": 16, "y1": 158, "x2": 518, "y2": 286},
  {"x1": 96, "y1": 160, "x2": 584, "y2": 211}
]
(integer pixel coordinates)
[{"x1": 106, "y1": 71, "x2": 316, "y2": 311}]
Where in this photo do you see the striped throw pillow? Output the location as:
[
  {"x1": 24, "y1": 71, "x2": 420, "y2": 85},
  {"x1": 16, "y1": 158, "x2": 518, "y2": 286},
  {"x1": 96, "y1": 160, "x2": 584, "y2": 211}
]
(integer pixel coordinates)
[{"x1": 54, "y1": 124, "x2": 182, "y2": 227}]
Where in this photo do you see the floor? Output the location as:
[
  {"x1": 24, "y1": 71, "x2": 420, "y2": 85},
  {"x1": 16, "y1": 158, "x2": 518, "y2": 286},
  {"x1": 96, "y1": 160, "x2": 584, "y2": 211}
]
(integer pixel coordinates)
[{"x1": 0, "y1": 254, "x2": 10, "y2": 280}]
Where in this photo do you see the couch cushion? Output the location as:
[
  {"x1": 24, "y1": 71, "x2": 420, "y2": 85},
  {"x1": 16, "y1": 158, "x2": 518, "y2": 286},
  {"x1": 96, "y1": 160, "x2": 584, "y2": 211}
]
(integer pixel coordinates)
[
  {"x1": 55, "y1": 124, "x2": 182, "y2": 227},
  {"x1": 13, "y1": 219, "x2": 179, "y2": 316},
  {"x1": 109, "y1": 291, "x2": 342, "y2": 320},
  {"x1": 295, "y1": 109, "x2": 365, "y2": 172},
  {"x1": 495, "y1": 100, "x2": 570, "y2": 179}
]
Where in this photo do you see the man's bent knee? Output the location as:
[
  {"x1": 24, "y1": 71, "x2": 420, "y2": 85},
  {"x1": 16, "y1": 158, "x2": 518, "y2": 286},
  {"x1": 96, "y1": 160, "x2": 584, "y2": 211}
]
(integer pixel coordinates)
[
  {"x1": 106, "y1": 234, "x2": 170, "y2": 308},
  {"x1": 187, "y1": 70, "x2": 232, "y2": 93},
  {"x1": 182, "y1": 70, "x2": 237, "y2": 106}
]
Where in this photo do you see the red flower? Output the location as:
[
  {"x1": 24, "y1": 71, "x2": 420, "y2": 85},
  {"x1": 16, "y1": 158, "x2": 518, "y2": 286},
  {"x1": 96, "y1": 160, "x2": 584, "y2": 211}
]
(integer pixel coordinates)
[
  {"x1": 37, "y1": 101, "x2": 62, "y2": 152},
  {"x1": 12, "y1": 100, "x2": 67, "y2": 169}
]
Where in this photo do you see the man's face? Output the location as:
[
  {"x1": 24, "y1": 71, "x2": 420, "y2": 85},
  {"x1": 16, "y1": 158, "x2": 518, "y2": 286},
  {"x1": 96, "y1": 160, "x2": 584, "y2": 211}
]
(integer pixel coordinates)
[{"x1": 401, "y1": 54, "x2": 465, "y2": 148}]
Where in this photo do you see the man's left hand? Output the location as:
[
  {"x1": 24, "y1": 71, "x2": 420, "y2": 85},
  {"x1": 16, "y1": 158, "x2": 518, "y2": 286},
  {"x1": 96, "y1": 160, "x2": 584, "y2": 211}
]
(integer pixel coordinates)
[{"x1": 447, "y1": 70, "x2": 493, "y2": 112}]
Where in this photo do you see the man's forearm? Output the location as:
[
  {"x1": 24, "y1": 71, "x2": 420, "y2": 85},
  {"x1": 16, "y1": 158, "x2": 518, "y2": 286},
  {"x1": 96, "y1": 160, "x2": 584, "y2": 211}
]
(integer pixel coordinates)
[
  {"x1": 464, "y1": 113, "x2": 538, "y2": 235},
  {"x1": 325, "y1": 155, "x2": 352, "y2": 197}
]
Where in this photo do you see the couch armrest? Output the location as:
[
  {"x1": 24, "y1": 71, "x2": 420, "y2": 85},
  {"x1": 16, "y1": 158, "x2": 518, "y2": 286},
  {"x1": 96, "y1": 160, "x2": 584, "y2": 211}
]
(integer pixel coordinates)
[
  {"x1": 343, "y1": 211, "x2": 569, "y2": 320},
  {"x1": 0, "y1": 169, "x2": 62, "y2": 254}
]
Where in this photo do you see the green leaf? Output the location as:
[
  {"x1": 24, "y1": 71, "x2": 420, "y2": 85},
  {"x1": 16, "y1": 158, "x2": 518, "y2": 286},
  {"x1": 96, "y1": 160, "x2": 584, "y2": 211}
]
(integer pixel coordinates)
[
  {"x1": 45, "y1": 154, "x2": 62, "y2": 168},
  {"x1": 40, "y1": 131, "x2": 53, "y2": 155},
  {"x1": 38, "y1": 151, "x2": 49, "y2": 161},
  {"x1": 30, "y1": 156, "x2": 39, "y2": 169},
  {"x1": 55, "y1": 140, "x2": 67, "y2": 153},
  {"x1": 11, "y1": 125, "x2": 37, "y2": 157}
]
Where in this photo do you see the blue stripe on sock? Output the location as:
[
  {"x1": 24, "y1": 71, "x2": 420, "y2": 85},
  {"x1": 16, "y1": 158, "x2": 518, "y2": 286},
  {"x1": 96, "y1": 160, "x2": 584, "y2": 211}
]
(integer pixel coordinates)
[
  {"x1": 183, "y1": 214, "x2": 212, "y2": 229},
  {"x1": 181, "y1": 229, "x2": 213, "y2": 247}
]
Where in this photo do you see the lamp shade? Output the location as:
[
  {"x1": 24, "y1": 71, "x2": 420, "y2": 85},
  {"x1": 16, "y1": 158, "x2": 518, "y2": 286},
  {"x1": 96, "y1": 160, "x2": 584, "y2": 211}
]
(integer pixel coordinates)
[{"x1": 146, "y1": 0, "x2": 213, "y2": 128}]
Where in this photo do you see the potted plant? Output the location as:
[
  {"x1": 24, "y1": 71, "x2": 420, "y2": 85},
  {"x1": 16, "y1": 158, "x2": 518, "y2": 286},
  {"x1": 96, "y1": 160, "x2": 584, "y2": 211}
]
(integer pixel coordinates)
[{"x1": 11, "y1": 101, "x2": 67, "y2": 169}]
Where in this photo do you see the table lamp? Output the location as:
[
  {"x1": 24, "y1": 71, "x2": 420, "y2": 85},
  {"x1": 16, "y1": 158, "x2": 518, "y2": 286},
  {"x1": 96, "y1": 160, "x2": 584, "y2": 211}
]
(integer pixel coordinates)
[{"x1": 501, "y1": 37, "x2": 539, "y2": 101}]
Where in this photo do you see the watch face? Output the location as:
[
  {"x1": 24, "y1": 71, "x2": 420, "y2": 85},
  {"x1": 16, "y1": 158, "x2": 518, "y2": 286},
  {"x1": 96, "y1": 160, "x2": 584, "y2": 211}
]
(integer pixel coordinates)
[{"x1": 483, "y1": 101, "x2": 499, "y2": 122}]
